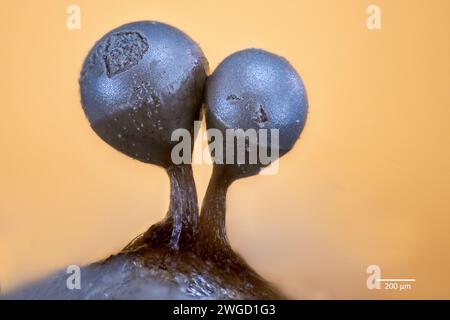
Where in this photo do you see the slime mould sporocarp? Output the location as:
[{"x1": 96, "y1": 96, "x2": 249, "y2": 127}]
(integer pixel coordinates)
[{"x1": 8, "y1": 21, "x2": 308, "y2": 300}]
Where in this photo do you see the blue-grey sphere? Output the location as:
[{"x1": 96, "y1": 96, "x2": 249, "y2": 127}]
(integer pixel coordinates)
[
  {"x1": 80, "y1": 21, "x2": 209, "y2": 167},
  {"x1": 205, "y1": 49, "x2": 308, "y2": 178}
]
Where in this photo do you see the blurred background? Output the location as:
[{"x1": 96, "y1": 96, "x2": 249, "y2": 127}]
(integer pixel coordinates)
[{"x1": 1, "y1": 0, "x2": 449, "y2": 299}]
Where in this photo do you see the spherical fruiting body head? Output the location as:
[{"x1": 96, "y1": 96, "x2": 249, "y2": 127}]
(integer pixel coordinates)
[
  {"x1": 205, "y1": 49, "x2": 308, "y2": 179},
  {"x1": 80, "y1": 21, "x2": 209, "y2": 167}
]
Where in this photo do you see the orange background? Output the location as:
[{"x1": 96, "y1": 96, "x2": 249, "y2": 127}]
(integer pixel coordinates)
[{"x1": 1, "y1": 0, "x2": 449, "y2": 298}]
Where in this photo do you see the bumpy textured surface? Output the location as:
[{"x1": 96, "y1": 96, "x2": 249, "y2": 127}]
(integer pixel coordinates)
[
  {"x1": 8, "y1": 246, "x2": 281, "y2": 300},
  {"x1": 9, "y1": 254, "x2": 192, "y2": 300},
  {"x1": 103, "y1": 31, "x2": 149, "y2": 78},
  {"x1": 80, "y1": 21, "x2": 209, "y2": 166}
]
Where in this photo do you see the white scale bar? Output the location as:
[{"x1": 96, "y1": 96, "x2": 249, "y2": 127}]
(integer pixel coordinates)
[{"x1": 375, "y1": 279, "x2": 416, "y2": 282}]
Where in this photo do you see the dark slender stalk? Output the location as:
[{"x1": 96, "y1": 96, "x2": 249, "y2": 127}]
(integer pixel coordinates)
[
  {"x1": 143, "y1": 164, "x2": 198, "y2": 250},
  {"x1": 196, "y1": 166, "x2": 234, "y2": 259}
]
